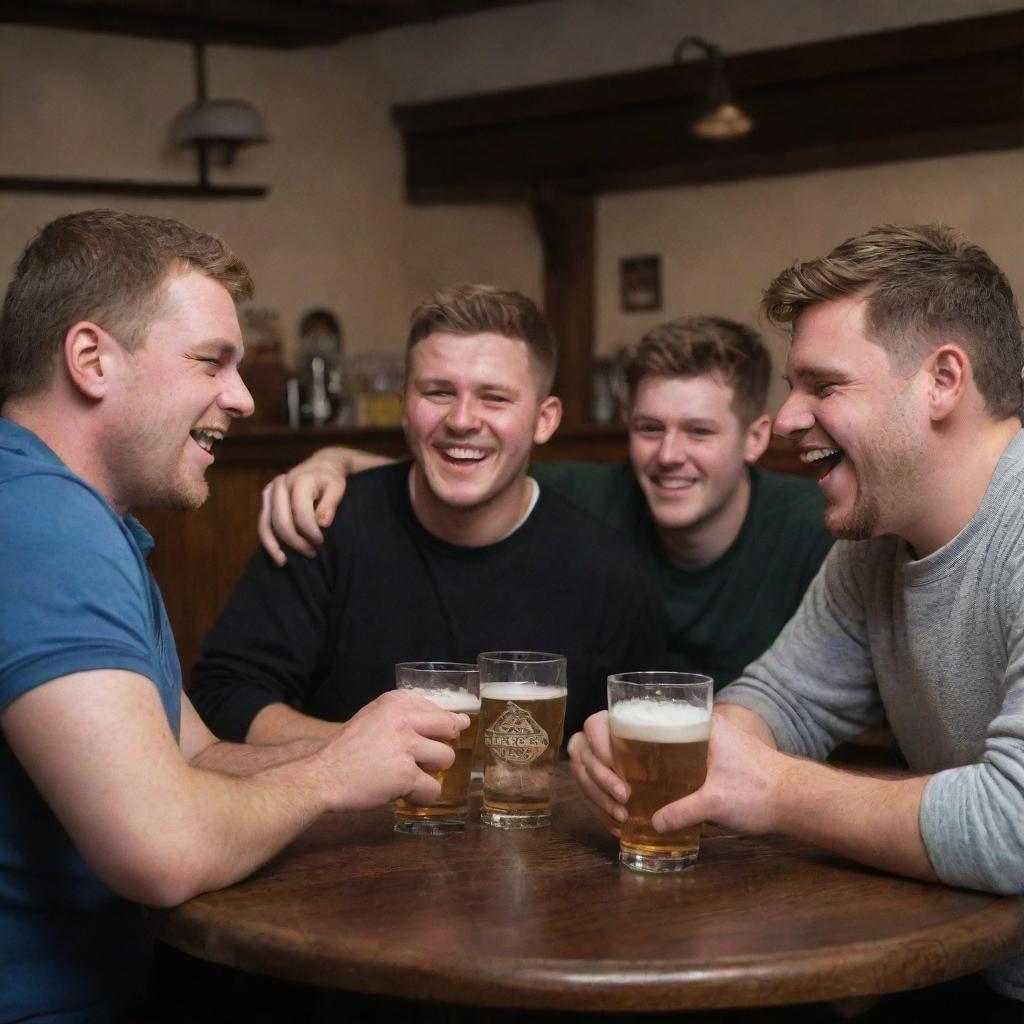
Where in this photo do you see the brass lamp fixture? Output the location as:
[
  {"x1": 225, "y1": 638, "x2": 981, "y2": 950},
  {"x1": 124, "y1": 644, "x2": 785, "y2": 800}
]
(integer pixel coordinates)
[{"x1": 673, "y1": 35, "x2": 753, "y2": 141}]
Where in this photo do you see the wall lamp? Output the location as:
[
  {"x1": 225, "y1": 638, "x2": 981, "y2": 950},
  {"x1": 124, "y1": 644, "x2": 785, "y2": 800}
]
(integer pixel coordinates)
[
  {"x1": 673, "y1": 36, "x2": 753, "y2": 141},
  {"x1": 173, "y1": 42, "x2": 268, "y2": 184},
  {"x1": 1, "y1": 40, "x2": 268, "y2": 199}
]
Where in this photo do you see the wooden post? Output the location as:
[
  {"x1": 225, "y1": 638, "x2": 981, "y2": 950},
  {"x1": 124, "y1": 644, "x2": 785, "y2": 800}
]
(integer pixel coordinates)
[{"x1": 531, "y1": 184, "x2": 595, "y2": 427}]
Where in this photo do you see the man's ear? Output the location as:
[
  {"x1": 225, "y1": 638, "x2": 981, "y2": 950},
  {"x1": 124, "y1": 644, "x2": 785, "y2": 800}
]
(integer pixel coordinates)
[
  {"x1": 533, "y1": 395, "x2": 562, "y2": 445},
  {"x1": 922, "y1": 344, "x2": 969, "y2": 422},
  {"x1": 64, "y1": 321, "x2": 119, "y2": 400},
  {"x1": 742, "y1": 414, "x2": 772, "y2": 464}
]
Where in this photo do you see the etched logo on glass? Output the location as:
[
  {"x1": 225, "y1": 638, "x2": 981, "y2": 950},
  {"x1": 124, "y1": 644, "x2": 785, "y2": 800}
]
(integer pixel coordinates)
[{"x1": 484, "y1": 702, "x2": 549, "y2": 765}]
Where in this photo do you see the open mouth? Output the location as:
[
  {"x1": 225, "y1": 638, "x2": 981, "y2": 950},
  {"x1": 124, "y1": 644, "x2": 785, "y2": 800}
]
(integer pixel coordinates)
[
  {"x1": 437, "y1": 445, "x2": 491, "y2": 464},
  {"x1": 651, "y1": 475, "x2": 698, "y2": 492},
  {"x1": 190, "y1": 427, "x2": 224, "y2": 456},
  {"x1": 801, "y1": 446, "x2": 844, "y2": 480}
]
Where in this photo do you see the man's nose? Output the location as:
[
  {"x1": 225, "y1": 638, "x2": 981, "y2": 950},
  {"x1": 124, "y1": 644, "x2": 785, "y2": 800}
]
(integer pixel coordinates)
[
  {"x1": 657, "y1": 430, "x2": 690, "y2": 466},
  {"x1": 773, "y1": 392, "x2": 813, "y2": 439},
  {"x1": 446, "y1": 395, "x2": 481, "y2": 432},
  {"x1": 220, "y1": 368, "x2": 255, "y2": 419}
]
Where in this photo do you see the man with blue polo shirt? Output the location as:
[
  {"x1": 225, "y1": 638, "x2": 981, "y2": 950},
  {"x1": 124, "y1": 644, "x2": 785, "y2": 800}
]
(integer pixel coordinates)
[{"x1": 0, "y1": 210, "x2": 467, "y2": 1023}]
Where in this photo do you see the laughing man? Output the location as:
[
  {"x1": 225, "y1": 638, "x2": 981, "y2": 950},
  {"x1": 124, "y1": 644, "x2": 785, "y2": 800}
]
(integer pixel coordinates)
[
  {"x1": 190, "y1": 285, "x2": 663, "y2": 745},
  {"x1": 570, "y1": 224, "x2": 1024, "y2": 1014}
]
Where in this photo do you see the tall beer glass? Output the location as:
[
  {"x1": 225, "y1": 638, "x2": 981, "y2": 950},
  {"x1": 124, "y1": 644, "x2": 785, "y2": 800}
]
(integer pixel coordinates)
[
  {"x1": 478, "y1": 651, "x2": 567, "y2": 829},
  {"x1": 393, "y1": 662, "x2": 481, "y2": 835},
  {"x1": 608, "y1": 672, "x2": 713, "y2": 873}
]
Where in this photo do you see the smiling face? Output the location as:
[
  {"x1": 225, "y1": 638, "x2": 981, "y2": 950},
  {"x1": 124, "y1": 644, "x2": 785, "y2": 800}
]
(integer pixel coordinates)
[
  {"x1": 628, "y1": 374, "x2": 769, "y2": 551},
  {"x1": 775, "y1": 296, "x2": 926, "y2": 541},
  {"x1": 105, "y1": 269, "x2": 254, "y2": 512},
  {"x1": 402, "y1": 331, "x2": 561, "y2": 530}
]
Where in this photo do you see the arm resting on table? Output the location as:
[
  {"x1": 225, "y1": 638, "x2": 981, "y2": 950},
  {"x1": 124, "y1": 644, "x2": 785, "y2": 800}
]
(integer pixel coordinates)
[{"x1": 3, "y1": 671, "x2": 464, "y2": 908}]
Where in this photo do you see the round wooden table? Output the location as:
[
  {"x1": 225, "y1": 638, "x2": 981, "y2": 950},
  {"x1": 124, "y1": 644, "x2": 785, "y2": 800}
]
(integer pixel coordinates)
[{"x1": 146, "y1": 770, "x2": 1024, "y2": 1012}]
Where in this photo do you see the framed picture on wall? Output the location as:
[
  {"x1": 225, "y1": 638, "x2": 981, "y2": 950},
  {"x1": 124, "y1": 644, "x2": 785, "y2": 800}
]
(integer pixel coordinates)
[{"x1": 620, "y1": 255, "x2": 662, "y2": 312}]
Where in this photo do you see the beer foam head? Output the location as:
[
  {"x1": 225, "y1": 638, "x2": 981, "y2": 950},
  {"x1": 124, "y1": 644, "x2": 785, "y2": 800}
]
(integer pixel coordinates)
[
  {"x1": 481, "y1": 683, "x2": 568, "y2": 702},
  {"x1": 406, "y1": 687, "x2": 481, "y2": 713},
  {"x1": 609, "y1": 699, "x2": 711, "y2": 742}
]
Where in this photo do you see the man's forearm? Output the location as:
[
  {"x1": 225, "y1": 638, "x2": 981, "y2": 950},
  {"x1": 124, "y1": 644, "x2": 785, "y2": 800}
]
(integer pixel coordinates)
[
  {"x1": 774, "y1": 756, "x2": 936, "y2": 881},
  {"x1": 714, "y1": 701, "x2": 777, "y2": 748},
  {"x1": 320, "y1": 445, "x2": 394, "y2": 475},
  {"x1": 245, "y1": 702, "x2": 345, "y2": 745},
  {"x1": 717, "y1": 704, "x2": 936, "y2": 879},
  {"x1": 190, "y1": 736, "x2": 325, "y2": 775}
]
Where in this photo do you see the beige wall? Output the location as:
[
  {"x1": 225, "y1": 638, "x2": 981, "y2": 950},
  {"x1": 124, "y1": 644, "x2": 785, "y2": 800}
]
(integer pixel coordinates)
[
  {"x1": 598, "y1": 150, "x2": 1024, "y2": 411},
  {"x1": 2, "y1": 0, "x2": 1022, "y2": 409}
]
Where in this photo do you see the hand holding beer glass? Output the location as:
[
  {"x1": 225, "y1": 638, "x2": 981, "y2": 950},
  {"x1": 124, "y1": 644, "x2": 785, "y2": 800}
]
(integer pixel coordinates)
[
  {"x1": 608, "y1": 672, "x2": 712, "y2": 873},
  {"x1": 393, "y1": 662, "x2": 481, "y2": 834},
  {"x1": 479, "y1": 651, "x2": 567, "y2": 829}
]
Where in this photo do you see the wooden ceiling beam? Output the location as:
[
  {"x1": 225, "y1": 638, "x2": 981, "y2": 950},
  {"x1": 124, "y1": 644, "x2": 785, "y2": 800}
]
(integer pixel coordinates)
[
  {"x1": 0, "y1": 0, "x2": 539, "y2": 48},
  {"x1": 394, "y1": 11, "x2": 1024, "y2": 202}
]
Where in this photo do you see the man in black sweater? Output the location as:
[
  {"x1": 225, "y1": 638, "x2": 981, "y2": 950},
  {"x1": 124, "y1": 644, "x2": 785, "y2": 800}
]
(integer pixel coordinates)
[{"x1": 191, "y1": 285, "x2": 663, "y2": 745}]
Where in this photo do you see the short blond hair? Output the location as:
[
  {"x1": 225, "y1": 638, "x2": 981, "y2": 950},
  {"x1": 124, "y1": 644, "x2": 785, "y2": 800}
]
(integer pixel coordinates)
[
  {"x1": 406, "y1": 284, "x2": 557, "y2": 394},
  {"x1": 622, "y1": 315, "x2": 770, "y2": 425},
  {"x1": 763, "y1": 223, "x2": 1023, "y2": 419}
]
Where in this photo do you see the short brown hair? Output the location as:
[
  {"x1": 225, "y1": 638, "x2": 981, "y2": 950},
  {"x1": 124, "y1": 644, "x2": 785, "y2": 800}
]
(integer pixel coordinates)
[
  {"x1": 0, "y1": 209, "x2": 253, "y2": 404},
  {"x1": 621, "y1": 315, "x2": 771, "y2": 425},
  {"x1": 763, "y1": 223, "x2": 1023, "y2": 419},
  {"x1": 406, "y1": 284, "x2": 557, "y2": 394}
]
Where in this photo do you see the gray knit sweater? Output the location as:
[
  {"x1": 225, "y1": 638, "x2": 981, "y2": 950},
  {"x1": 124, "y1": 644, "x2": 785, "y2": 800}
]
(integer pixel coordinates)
[{"x1": 719, "y1": 429, "x2": 1024, "y2": 999}]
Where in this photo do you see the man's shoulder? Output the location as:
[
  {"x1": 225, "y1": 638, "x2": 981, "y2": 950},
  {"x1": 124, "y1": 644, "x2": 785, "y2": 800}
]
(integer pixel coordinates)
[
  {"x1": 532, "y1": 484, "x2": 641, "y2": 569},
  {"x1": 532, "y1": 458, "x2": 629, "y2": 489},
  {"x1": 329, "y1": 460, "x2": 409, "y2": 520},
  {"x1": 0, "y1": 459, "x2": 123, "y2": 542},
  {"x1": 532, "y1": 459, "x2": 640, "y2": 527}
]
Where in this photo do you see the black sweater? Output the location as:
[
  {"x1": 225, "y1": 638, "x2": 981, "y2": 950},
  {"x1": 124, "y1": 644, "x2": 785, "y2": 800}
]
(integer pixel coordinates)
[{"x1": 191, "y1": 463, "x2": 665, "y2": 742}]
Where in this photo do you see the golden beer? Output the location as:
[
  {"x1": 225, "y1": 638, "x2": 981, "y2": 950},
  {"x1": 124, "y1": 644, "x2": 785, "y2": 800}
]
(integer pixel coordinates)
[
  {"x1": 393, "y1": 663, "x2": 480, "y2": 835},
  {"x1": 479, "y1": 683, "x2": 567, "y2": 829},
  {"x1": 607, "y1": 672, "x2": 713, "y2": 873}
]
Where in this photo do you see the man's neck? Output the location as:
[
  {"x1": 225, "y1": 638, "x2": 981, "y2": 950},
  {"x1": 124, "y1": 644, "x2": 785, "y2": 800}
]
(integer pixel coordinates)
[
  {"x1": 408, "y1": 465, "x2": 536, "y2": 547},
  {"x1": 656, "y1": 468, "x2": 752, "y2": 571},
  {"x1": 901, "y1": 417, "x2": 1021, "y2": 558},
  {"x1": 4, "y1": 397, "x2": 124, "y2": 514}
]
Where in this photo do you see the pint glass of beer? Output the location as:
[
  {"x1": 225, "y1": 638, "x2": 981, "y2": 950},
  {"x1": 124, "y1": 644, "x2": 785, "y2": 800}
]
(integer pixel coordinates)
[
  {"x1": 393, "y1": 662, "x2": 481, "y2": 835},
  {"x1": 607, "y1": 672, "x2": 713, "y2": 873},
  {"x1": 478, "y1": 651, "x2": 567, "y2": 829}
]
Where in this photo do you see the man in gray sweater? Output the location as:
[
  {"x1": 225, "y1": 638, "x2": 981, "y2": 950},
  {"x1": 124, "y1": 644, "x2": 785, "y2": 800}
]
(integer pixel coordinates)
[{"x1": 569, "y1": 223, "x2": 1024, "y2": 1011}]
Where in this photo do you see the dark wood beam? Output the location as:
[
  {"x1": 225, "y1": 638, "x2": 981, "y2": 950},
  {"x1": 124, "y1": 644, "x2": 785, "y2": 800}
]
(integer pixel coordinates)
[
  {"x1": 395, "y1": 10, "x2": 1024, "y2": 202},
  {"x1": 0, "y1": 0, "x2": 543, "y2": 48},
  {"x1": 531, "y1": 185, "x2": 594, "y2": 427},
  {"x1": 0, "y1": 175, "x2": 267, "y2": 198}
]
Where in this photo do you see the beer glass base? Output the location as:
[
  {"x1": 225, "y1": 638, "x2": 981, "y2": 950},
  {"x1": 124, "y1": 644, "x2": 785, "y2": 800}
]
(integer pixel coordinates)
[
  {"x1": 480, "y1": 807, "x2": 550, "y2": 830},
  {"x1": 394, "y1": 816, "x2": 467, "y2": 835},
  {"x1": 619, "y1": 848, "x2": 697, "y2": 873}
]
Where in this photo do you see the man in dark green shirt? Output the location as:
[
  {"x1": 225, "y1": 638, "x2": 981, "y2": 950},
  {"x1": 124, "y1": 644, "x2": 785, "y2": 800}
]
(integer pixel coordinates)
[{"x1": 258, "y1": 316, "x2": 832, "y2": 688}]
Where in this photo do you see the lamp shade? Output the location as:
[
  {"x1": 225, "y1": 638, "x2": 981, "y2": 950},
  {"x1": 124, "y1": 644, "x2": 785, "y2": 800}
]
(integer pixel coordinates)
[
  {"x1": 692, "y1": 102, "x2": 753, "y2": 140},
  {"x1": 173, "y1": 99, "x2": 268, "y2": 148}
]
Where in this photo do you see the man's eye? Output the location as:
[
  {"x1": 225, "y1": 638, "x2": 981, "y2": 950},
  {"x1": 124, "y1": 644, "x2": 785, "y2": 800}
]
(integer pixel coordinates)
[
  {"x1": 814, "y1": 383, "x2": 836, "y2": 398},
  {"x1": 633, "y1": 423, "x2": 662, "y2": 435},
  {"x1": 689, "y1": 427, "x2": 715, "y2": 437},
  {"x1": 483, "y1": 394, "x2": 510, "y2": 404}
]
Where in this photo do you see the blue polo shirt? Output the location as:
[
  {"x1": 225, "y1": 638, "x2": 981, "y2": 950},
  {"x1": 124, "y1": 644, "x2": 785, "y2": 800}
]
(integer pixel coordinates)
[{"x1": 0, "y1": 418, "x2": 182, "y2": 1023}]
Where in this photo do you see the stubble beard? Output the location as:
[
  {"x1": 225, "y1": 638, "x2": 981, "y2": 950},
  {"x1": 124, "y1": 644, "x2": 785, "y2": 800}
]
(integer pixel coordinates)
[{"x1": 827, "y1": 418, "x2": 923, "y2": 542}]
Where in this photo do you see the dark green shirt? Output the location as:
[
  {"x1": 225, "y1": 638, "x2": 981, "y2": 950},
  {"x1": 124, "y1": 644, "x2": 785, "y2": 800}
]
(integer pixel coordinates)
[{"x1": 531, "y1": 460, "x2": 834, "y2": 689}]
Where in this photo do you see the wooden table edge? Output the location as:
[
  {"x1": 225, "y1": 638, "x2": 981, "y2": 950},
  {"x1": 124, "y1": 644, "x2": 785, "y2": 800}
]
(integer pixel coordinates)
[{"x1": 147, "y1": 889, "x2": 1024, "y2": 1011}]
